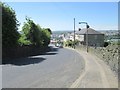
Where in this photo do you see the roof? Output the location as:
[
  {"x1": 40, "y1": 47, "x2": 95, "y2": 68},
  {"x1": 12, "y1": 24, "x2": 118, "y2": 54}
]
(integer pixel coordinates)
[{"x1": 76, "y1": 28, "x2": 104, "y2": 35}]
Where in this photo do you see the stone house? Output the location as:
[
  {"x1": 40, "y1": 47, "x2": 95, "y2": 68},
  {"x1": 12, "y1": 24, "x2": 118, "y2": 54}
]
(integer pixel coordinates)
[{"x1": 76, "y1": 28, "x2": 104, "y2": 47}]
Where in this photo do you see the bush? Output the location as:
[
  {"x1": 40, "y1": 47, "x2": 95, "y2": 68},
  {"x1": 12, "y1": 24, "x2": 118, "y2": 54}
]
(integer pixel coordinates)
[
  {"x1": 104, "y1": 42, "x2": 109, "y2": 47},
  {"x1": 111, "y1": 41, "x2": 120, "y2": 45},
  {"x1": 65, "y1": 40, "x2": 79, "y2": 47}
]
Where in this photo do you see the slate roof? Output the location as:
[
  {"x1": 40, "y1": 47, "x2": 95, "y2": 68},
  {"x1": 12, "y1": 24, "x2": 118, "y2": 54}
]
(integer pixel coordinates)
[{"x1": 76, "y1": 28, "x2": 104, "y2": 35}]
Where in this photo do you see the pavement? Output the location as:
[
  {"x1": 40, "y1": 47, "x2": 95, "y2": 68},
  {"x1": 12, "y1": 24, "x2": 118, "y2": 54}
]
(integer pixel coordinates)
[{"x1": 69, "y1": 48, "x2": 118, "y2": 88}]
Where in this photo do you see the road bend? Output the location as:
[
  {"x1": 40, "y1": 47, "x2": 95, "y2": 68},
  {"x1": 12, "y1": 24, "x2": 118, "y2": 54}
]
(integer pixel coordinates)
[
  {"x1": 2, "y1": 46, "x2": 85, "y2": 88},
  {"x1": 2, "y1": 46, "x2": 118, "y2": 88}
]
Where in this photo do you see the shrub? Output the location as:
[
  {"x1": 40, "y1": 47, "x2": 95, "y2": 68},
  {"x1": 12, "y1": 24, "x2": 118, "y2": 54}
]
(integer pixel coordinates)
[{"x1": 104, "y1": 42, "x2": 109, "y2": 47}]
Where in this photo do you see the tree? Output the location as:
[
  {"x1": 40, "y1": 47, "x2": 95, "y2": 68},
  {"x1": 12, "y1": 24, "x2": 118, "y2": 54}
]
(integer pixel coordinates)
[
  {"x1": 21, "y1": 17, "x2": 52, "y2": 47},
  {"x1": 1, "y1": 2, "x2": 20, "y2": 47},
  {"x1": 41, "y1": 28, "x2": 51, "y2": 46},
  {"x1": 45, "y1": 28, "x2": 52, "y2": 34},
  {"x1": 22, "y1": 17, "x2": 44, "y2": 46},
  {"x1": 18, "y1": 31, "x2": 31, "y2": 46}
]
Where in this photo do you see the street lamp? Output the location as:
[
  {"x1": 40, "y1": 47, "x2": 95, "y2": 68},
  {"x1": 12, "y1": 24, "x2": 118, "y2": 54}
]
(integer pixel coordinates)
[
  {"x1": 73, "y1": 18, "x2": 75, "y2": 49},
  {"x1": 79, "y1": 22, "x2": 90, "y2": 52}
]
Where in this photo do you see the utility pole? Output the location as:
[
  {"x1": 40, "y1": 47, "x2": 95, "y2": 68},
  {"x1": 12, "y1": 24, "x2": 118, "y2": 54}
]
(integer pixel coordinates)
[{"x1": 74, "y1": 18, "x2": 75, "y2": 49}]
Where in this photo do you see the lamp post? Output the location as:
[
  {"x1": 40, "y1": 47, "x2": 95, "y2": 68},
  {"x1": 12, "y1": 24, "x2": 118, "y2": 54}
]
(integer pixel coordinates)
[
  {"x1": 79, "y1": 22, "x2": 90, "y2": 52},
  {"x1": 73, "y1": 18, "x2": 75, "y2": 49}
]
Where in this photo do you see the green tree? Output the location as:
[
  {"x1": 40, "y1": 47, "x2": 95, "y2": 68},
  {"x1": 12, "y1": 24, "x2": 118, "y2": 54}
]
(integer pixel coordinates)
[
  {"x1": 18, "y1": 31, "x2": 31, "y2": 46},
  {"x1": 22, "y1": 17, "x2": 40, "y2": 46},
  {"x1": 20, "y1": 17, "x2": 52, "y2": 47},
  {"x1": 45, "y1": 28, "x2": 52, "y2": 34},
  {"x1": 41, "y1": 28, "x2": 51, "y2": 46},
  {"x1": 1, "y1": 2, "x2": 20, "y2": 47}
]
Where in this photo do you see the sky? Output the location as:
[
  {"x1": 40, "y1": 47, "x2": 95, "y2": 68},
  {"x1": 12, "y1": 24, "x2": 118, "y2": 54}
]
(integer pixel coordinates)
[{"x1": 6, "y1": 2, "x2": 118, "y2": 31}]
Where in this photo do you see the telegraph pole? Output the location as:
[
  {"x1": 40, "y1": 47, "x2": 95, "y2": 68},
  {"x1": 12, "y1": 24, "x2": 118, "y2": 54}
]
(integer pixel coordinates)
[{"x1": 74, "y1": 18, "x2": 75, "y2": 49}]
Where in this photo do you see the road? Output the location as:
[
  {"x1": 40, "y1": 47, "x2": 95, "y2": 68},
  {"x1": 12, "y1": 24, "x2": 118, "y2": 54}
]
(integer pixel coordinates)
[
  {"x1": 2, "y1": 46, "x2": 85, "y2": 88},
  {"x1": 2, "y1": 45, "x2": 118, "y2": 88}
]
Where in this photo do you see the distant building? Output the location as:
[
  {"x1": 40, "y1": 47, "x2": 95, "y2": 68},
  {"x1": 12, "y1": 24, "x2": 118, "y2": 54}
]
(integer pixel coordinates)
[{"x1": 76, "y1": 28, "x2": 104, "y2": 47}]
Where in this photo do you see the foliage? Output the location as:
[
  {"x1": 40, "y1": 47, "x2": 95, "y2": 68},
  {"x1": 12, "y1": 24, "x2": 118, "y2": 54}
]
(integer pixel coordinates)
[
  {"x1": 104, "y1": 42, "x2": 109, "y2": 47},
  {"x1": 45, "y1": 28, "x2": 52, "y2": 34},
  {"x1": 41, "y1": 28, "x2": 51, "y2": 46},
  {"x1": 111, "y1": 41, "x2": 120, "y2": 45},
  {"x1": 21, "y1": 17, "x2": 41, "y2": 46},
  {"x1": 18, "y1": 32, "x2": 31, "y2": 46},
  {"x1": 1, "y1": 2, "x2": 51, "y2": 47},
  {"x1": 67, "y1": 40, "x2": 73, "y2": 47},
  {"x1": 1, "y1": 2, "x2": 20, "y2": 47},
  {"x1": 20, "y1": 17, "x2": 51, "y2": 47},
  {"x1": 64, "y1": 40, "x2": 79, "y2": 47},
  {"x1": 104, "y1": 34, "x2": 120, "y2": 41}
]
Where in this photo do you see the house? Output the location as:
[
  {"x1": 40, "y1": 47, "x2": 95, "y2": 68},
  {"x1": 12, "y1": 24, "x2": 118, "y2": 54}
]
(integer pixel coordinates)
[{"x1": 76, "y1": 28, "x2": 104, "y2": 47}]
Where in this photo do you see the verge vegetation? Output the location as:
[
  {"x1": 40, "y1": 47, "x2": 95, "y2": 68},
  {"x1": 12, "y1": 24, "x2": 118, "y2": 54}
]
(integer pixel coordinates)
[{"x1": 1, "y1": 2, "x2": 52, "y2": 59}]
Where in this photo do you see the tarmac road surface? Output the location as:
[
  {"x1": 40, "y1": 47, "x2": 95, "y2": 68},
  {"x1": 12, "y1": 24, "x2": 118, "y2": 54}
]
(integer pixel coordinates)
[
  {"x1": 2, "y1": 46, "x2": 118, "y2": 88},
  {"x1": 2, "y1": 46, "x2": 85, "y2": 88}
]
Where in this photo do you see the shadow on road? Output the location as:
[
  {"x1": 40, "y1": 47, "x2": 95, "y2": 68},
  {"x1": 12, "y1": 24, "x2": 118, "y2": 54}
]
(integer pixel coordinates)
[
  {"x1": 41, "y1": 46, "x2": 59, "y2": 55},
  {"x1": 41, "y1": 52, "x2": 58, "y2": 55},
  {"x1": 2, "y1": 57, "x2": 46, "y2": 66},
  {"x1": 2, "y1": 46, "x2": 59, "y2": 66}
]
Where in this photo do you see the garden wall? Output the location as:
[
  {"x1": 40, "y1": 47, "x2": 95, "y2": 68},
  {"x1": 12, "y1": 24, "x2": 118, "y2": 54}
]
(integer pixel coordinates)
[{"x1": 2, "y1": 46, "x2": 50, "y2": 60}]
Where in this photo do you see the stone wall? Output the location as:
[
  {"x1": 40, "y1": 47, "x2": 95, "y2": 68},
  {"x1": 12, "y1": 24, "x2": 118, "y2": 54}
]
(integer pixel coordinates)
[
  {"x1": 76, "y1": 44, "x2": 119, "y2": 75},
  {"x1": 2, "y1": 46, "x2": 50, "y2": 60},
  {"x1": 84, "y1": 34, "x2": 104, "y2": 47}
]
